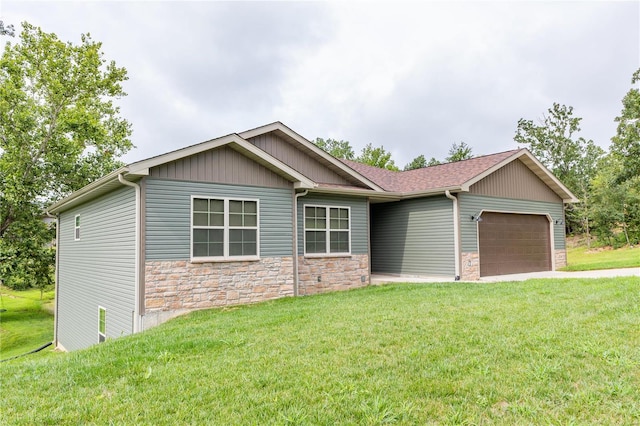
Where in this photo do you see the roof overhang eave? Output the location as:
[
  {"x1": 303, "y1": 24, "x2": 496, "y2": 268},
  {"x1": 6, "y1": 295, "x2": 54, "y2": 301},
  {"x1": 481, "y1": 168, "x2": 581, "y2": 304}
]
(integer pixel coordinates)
[{"x1": 47, "y1": 166, "x2": 130, "y2": 214}]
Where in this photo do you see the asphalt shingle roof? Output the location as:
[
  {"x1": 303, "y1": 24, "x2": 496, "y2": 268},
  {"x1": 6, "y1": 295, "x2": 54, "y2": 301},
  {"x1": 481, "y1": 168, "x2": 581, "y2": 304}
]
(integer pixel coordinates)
[{"x1": 341, "y1": 149, "x2": 521, "y2": 192}]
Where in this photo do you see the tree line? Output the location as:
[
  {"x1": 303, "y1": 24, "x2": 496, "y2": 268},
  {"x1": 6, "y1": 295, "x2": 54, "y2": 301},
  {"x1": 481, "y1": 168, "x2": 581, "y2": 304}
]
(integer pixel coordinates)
[{"x1": 1, "y1": 22, "x2": 638, "y2": 291}]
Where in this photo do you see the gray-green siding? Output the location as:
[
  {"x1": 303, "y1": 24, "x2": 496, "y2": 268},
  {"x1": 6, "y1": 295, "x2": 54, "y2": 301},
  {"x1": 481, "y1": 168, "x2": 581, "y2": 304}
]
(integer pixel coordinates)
[
  {"x1": 459, "y1": 193, "x2": 565, "y2": 252},
  {"x1": 370, "y1": 196, "x2": 455, "y2": 276},
  {"x1": 297, "y1": 193, "x2": 369, "y2": 255},
  {"x1": 57, "y1": 186, "x2": 136, "y2": 351},
  {"x1": 145, "y1": 178, "x2": 293, "y2": 260}
]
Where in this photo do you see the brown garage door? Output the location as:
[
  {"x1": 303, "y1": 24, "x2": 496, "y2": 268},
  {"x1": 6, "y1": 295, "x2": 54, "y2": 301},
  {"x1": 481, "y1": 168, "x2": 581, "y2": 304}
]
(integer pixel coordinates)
[{"x1": 478, "y1": 212, "x2": 551, "y2": 277}]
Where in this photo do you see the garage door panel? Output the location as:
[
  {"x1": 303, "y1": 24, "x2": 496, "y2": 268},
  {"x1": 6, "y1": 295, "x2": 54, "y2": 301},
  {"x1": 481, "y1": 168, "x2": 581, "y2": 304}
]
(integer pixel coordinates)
[{"x1": 479, "y1": 212, "x2": 551, "y2": 277}]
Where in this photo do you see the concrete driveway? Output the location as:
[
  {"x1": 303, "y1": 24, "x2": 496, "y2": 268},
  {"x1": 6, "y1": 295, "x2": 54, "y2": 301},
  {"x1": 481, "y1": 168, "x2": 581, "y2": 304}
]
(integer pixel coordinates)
[{"x1": 371, "y1": 267, "x2": 640, "y2": 284}]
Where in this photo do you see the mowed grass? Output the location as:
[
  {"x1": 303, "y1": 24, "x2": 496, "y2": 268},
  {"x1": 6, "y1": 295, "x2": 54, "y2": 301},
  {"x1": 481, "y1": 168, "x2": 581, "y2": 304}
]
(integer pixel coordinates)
[
  {"x1": 0, "y1": 287, "x2": 55, "y2": 360},
  {"x1": 563, "y1": 245, "x2": 640, "y2": 271},
  {"x1": 2, "y1": 278, "x2": 640, "y2": 424}
]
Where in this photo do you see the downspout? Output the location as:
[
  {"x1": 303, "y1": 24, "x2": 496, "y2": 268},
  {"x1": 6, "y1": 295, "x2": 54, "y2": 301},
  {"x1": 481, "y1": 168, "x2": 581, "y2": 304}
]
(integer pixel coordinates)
[
  {"x1": 292, "y1": 189, "x2": 309, "y2": 297},
  {"x1": 118, "y1": 173, "x2": 142, "y2": 333},
  {"x1": 45, "y1": 211, "x2": 60, "y2": 348},
  {"x1": 445, "y1": 190, "x2": 461, "y2": 281}
]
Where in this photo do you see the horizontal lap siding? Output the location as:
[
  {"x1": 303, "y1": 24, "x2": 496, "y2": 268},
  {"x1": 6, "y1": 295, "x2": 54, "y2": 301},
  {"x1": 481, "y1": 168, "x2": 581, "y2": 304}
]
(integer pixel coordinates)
[
  {"x1": 145, "y1": 178, "x2": 293, "y2": 260},
  {"x1": 57, "y1": 186, "x2": 136, "y2": 351},
  {"x1": 459, "y1": 193, "x2": 565, "y2": 252},
  {"x1": 297, "y1": 193, "x2": 368, "y2": 255},
  {"x1": 371, "y1": 196, "x2": 454, "y2": 276}
]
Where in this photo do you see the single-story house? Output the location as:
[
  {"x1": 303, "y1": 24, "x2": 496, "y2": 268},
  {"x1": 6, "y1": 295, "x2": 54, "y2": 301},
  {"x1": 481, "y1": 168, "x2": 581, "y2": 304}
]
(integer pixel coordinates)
[{"x1": 48, "y1": 122, "x2": 578, "y2": 351}]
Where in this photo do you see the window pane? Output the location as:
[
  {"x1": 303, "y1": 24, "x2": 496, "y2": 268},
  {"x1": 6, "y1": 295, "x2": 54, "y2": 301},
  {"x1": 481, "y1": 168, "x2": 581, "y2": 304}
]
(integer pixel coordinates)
[
  {"x1": 208, "y1": 242, "x2": 224, "y2": 257},
  {"x1": 193, "y1": 229, "x2": 209, "y2": 243},
  {"x1": 193, "y1": 243, "x2": 209, "y2": 257},
  {"x1": 210, "y1": 199, "x2": 224, "y2": 213},
  {"x1": 330, "y1": 208, "x2": 339, "y2": 219},
  {"x1": 305, "y1": 206, "x2": 315, "y2": 218},
  {"x1": 330, "y1": 231, "x2": 349, "y2": 253},
  {"x1": 244, "y1": 201, "x2": 257, "y2": 214},
  {"x1": 193, "y1": 198, "x2": 208, "y2": 212},
  {"x1": 99, "y1": 308, "x2": 106, "y2": 334},
  {"x1": 194, "y1": 212, "x2": 208, "y2": 226},
  {"x1": 244, "y1": 214, "x2": 257, "y2": 227},
  {"x1": 209, "y1": 229, "x2": 223, "y2": 244},
  {"x1": 229, "y1": 200, "x2": 243, "y2": 213},
  {"x1": 75, "y1": 216, "x2": 80, "y2": 226},
  {"x1": 210, "y1": 212, "x2": 224, "y2": 226},
  {"x1": 305, "y1": 231, "x2": 326, "y2": 254},
  {"x1": 229, "y1": 213, "x2": 242, "y2": 227}
]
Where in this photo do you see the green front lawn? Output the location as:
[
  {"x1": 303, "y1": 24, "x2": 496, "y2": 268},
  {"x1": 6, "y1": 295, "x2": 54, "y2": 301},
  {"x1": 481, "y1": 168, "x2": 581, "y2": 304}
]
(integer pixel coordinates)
[
  {"x1": 2, "y1": 278, "x2": 640, "y2": 424},
  {"x1": 563, "y1": 245, "x2": 640, "y2": 271},
  {"x1": 0, "y1": 287, "x2": 55, "y2": 360}
]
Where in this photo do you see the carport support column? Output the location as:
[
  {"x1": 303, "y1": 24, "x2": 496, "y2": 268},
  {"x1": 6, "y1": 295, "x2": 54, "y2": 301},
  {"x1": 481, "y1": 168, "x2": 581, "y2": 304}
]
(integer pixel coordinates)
[{"x1": 445, "y1": 191, "x2": 461, "y2": 281}]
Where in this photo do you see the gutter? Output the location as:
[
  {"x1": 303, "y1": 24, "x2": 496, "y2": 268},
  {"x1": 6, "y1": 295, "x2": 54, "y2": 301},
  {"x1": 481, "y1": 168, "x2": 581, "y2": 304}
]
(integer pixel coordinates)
[
  {"x1": 292, "y1": 189, "x2": 309, "y2": 297},
  {"x1": 444, "y1": 190, "x2": 461, "y2": 281},
  {"x1": 118, "y1": 173, "x2": 142, "y2": 333}
]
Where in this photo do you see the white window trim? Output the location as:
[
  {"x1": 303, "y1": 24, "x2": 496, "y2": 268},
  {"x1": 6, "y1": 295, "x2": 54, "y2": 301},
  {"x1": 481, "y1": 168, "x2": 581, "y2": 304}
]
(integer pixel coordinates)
[
  {"x1": 98, "y1": 306, "x2": 106, "y2": 342},
  {"x1": 303, "y1": 204, "x2": 352, "y2": 257},
  {"x1": 74, "y1": 214, "x2": 81, "y2": 241},
  {"x1": 190, "y1": 195, "x2": 260, "y2": 263}
]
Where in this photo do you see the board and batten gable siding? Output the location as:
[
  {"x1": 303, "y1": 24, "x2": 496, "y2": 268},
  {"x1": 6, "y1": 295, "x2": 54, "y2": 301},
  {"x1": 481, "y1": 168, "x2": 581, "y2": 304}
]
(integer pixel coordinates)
[
  {"x1": 370, "y1": 196, "x2": 455, "y2": 276},
  {"x1": 149, "y1": 145, "x2": 290, "y2": 189},
  {"x1": 145, "y1": 178, "x2": 293, "y2": 260},
  {"x1": 248, "y1": 133, "x2": 363, "y2": 186},
  {"x1": 459, "y1": 193, "x2": 565, "y2": 252},
  {"x1": 470, "y1": 159, "x2": 562, "y2": 203},
  {"x1": 296, "y1": 193, "x2": 369, "y2": 255},
  {"x1": 57, "y1": 186, "x2": 136, "y2": 351}
]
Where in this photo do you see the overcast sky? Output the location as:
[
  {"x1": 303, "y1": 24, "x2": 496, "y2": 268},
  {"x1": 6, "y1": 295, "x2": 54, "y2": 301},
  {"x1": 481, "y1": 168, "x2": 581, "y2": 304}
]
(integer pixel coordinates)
[{"x1": 3, "y1": 1, "x2": 639, "y2": 167}]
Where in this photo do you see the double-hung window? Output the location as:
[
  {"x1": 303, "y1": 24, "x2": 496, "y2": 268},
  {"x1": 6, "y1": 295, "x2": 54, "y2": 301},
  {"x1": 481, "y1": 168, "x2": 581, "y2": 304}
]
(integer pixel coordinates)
[
  {"x1": 304, "y1": 205, "x2": 350, "y2": 255},
  {"x1": 191, "y1": 197, "x2": 259, "y2": 261}
]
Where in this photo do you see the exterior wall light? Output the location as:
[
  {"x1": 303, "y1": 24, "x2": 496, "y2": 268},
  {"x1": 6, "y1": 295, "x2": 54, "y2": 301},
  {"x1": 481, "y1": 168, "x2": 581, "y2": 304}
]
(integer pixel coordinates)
[
  {"x1": 471, "y1": 214, "x2": 483, "y2": 222},
  {"x1": 554, "y1": 219, "x2": 565, "y2": 225}
]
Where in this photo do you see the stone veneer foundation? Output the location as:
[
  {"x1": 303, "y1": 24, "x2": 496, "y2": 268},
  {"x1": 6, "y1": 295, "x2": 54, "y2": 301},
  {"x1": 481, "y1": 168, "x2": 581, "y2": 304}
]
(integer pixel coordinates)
[
  {"x1": 143, "y1": 257, "x2": 294, "y2": 328},
  {"x1": 298, "y1": 254, "x2": 369, "y2": 295},
  {"x1": 554, "y1": 249, "x2": 567, "y2": 269},
  {"x1": 461, "y1": 252, "x2": 480, "y2": 281}
]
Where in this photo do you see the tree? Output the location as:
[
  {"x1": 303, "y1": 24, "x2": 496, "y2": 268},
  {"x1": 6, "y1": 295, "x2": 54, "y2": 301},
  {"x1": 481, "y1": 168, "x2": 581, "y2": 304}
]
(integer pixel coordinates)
[
  {"x1": 445, "y1": 141, "x2": 473, "y2": 162},
  {"x1": 611, "y1": 68, "x2": 640, "y2": 182},
  {"x1": 591, "y1": 155, "x2": 640, "y2": 247},
  {"x1": 0, "y1": 20, "x2": 15, "y2": 37},
  {"x1": 514, "y1": 103, "x2": 604, "y2": 240},
  {"x1": 404, "y1": 154, "x2": 427, "y2": 171},
  {"x1": 0, "y1": 22, "x2": 133, "y2": 290},
  {"x1": 313, "y1": 137, "x2": 355, "y2": 160},
  {"x1": 356, "y1": 143, "x2": 399, "y2": 171},
  {"x1": 427, "y1": 157, "x2": 442, "y2": 167}
]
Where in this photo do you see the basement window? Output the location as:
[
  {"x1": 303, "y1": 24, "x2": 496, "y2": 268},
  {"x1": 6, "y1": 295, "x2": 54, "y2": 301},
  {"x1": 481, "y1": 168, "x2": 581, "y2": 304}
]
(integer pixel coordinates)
[{"x1": 98, "y1": 306, "x2": 106, "y2": 343}]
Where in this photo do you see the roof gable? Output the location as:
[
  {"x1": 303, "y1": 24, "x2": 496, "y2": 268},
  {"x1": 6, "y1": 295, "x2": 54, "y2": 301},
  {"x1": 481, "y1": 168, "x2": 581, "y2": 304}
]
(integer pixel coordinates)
[{"x1": 239, "y1": 122, "x2": 384, "y2": 191}]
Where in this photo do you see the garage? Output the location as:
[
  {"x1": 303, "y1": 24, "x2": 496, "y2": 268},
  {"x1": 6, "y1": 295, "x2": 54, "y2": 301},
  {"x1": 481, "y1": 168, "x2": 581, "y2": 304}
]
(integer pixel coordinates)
[{"x1": 478, "y1": 212, "x2": 551, "y2": 277}]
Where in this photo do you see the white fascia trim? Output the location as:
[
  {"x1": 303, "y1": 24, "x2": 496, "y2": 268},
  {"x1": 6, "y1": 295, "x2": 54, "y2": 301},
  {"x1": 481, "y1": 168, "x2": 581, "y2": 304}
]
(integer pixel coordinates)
[
  {"x1": 239, "y1": 122, "x2": 386, "y2": 192},
  {"x1": 48, "y1": 167, "x2": 129, "y2": 214}
]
